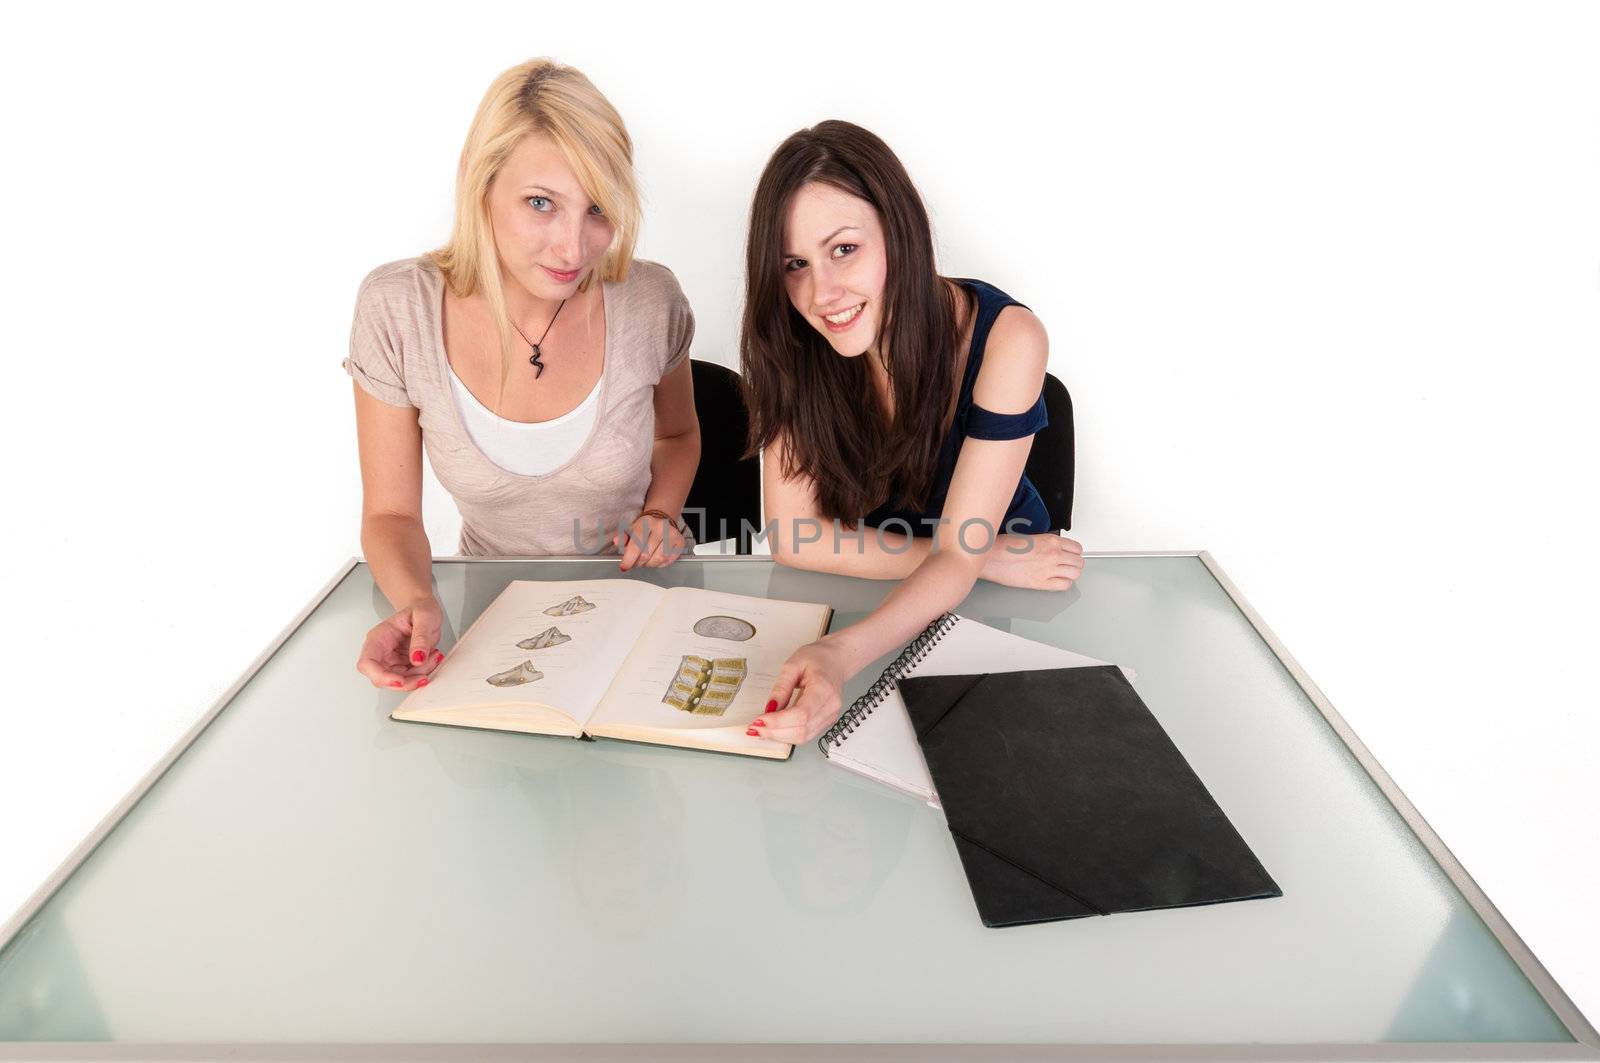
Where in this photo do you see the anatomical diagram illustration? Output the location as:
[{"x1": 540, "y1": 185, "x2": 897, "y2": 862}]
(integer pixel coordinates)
[
  {"x1": 517, "y1": 626, "x2": 572, "y2": 650},
  {"x1": 487, "y1": 660, "x2": 545, "y2": 687},
  {"x1": 662, "y1": 656, "x2": 748, "y2": 716},
  {"x1": 544, "y1": 595, "x2": 596, "y2": 617},
  {"x1": 692, "y1": 615, "x2": 756, "y2": 642}
]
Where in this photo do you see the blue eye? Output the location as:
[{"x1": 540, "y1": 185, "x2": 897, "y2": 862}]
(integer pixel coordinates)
[
  {"x1": 527, "y1": 196, "x2": 551, "y2": 211},
  {"x1": 588, "y1": 203, "x2": 605, "y2": 217},
  {"x1": 783, "y1": 259, "x2": 807, "y2": 273}
]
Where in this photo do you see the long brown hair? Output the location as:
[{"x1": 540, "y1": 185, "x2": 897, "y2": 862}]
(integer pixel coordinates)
[{"x1": 740, "y1": 121, "x2": 964, "y2": 523}]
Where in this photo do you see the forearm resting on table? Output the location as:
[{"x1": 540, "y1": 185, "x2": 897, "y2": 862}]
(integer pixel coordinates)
[
  {"x1": 826, "y1": 547, "x2": 984, "y2": 676},
  {"x1": 360, "y1": 512, "x2": 436, "y2": 610},
  {"x1": 769, "y1": 520, "x2": 934, "y2": 579}
]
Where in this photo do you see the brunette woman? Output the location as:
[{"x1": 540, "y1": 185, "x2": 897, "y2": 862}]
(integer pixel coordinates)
[{"x1": 740, "y1": 120, "x2": 1082, "y2": 744}]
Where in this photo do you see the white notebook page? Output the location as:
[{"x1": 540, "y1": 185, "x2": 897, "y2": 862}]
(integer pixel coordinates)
[{"x1": 825, "y1": 616, "x2": 1132, "y2": 808}]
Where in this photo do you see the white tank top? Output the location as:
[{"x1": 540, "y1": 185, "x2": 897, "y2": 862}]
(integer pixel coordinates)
[{"x1": 447, "y1": 365, "x2": 605, "y2": 477}]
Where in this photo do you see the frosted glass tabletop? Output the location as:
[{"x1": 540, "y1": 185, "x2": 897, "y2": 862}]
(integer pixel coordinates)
[{"x1": 0, "y1": 555, "x2": 1593, "y2": 1059}]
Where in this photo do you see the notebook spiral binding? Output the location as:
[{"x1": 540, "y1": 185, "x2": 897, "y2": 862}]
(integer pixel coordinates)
[{"x1": 817, "y1": 612, "x2": 961, "y2": 756}]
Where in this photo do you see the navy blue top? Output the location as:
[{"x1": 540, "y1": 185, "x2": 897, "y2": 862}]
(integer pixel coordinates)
[{"x1": 862, "y1": 278, "x2": 1052, "y2": 537}]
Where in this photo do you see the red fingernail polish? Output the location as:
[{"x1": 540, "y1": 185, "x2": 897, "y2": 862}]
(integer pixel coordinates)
[
  {"x1": 411, "y1": 650, "x2": 425, "y2": 663},
  {"x1": 752, "y1": 718, "x2": 765, "y2": 727},
  {"x1": 390, "y1": 681, "x2": 403, "y2": 688},
  {"x1": 764, "y1": 699, "x2": 778, "y2": 713},
  {"x1": 433, "y1": 650, "x2": 444, "y2": 662},
  {"x1": 745, "y1": 728, "x2": 760, "y2": 737},
  {"x1": 418, "y1": 677, "x2": 428, "y2": 687}
]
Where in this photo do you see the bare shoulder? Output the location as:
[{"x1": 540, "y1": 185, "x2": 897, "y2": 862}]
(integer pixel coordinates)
[{"x1": 971, "y1": 305, "x2": 1049, "y2": 413}]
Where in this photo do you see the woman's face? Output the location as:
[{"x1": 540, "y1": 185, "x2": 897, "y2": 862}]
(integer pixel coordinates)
[
  {"x1": 782, "y1": 181, "x2": 888, "y2": 359},
  {"x1": 488, "y1": 133, "x2": 615, "y2": 303}
]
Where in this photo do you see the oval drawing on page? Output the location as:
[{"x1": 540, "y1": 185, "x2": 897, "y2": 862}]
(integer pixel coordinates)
[{"x1": 692, "y1": 615, "x2": 756, "y2": 642}]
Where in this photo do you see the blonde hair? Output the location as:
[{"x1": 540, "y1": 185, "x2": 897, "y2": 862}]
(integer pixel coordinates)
[{"x1": 430, "y1": 58, "x2": 640, "y2": 385}]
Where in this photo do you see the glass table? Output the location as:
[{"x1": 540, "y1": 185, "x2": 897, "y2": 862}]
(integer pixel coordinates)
[{"x1": 1, "y1": 554, "x2": 1594, "y2": 1060}]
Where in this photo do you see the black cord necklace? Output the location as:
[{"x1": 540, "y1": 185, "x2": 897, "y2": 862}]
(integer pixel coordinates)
[{"x1": 510, "y1": 298, "x2": 566, "y2": 379}]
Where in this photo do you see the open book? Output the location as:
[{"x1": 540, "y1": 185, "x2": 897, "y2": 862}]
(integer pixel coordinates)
[{"x1": 392, "y1": 579, "x2": 833, "y2": 760}]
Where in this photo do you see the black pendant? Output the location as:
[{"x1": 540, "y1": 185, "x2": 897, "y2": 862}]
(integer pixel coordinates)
[{"x1": 529, "y1": 344, "x2": 545, "y2": 379}]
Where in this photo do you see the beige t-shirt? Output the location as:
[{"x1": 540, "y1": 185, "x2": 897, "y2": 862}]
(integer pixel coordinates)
[{"x1": 343, "y1": 256, "x2": 694, "y2": 556}]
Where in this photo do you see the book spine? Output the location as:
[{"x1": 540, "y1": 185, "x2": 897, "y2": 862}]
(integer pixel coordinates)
[{"x1": 817, "y1": 613, "x2": 961, "y2": 756}]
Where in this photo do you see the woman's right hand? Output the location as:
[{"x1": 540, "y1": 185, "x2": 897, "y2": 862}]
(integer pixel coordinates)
[
  {"x1": 356, "y1": 597, "x2": 445, "y2": 690},
  {"x1": 980, "y1": 533, "x2": 1085, "y2": 591}
]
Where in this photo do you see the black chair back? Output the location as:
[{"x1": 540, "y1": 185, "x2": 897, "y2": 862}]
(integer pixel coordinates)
[
  {"x1": 684, "y1": 360, "x2": 762, "y2": 553},
  {"x1": 1023, "y1": 373, "x2": 1075, "y2": 532},
  {"x1": 685, "y1": 361, "x2": 1070, "y2": 546}
]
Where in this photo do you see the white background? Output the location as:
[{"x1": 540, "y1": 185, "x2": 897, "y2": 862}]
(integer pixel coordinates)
[{"x1": 1, "y1": 0, "x2": 1596, "y2": 1037}]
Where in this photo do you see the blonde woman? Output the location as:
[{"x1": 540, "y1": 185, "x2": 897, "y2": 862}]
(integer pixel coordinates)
[{"x1": 344, "y1": 59, "x2": 700, "y2": 691}]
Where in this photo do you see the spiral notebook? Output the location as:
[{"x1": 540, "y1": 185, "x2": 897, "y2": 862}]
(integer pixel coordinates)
[{"x1": 818, "y1": 614, "x2": 1132, "y2": 808}]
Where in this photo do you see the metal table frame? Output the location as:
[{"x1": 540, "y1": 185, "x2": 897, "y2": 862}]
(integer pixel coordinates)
[{"x1": 3, "y1": 551, "x2": 1595, "y2": 1062}]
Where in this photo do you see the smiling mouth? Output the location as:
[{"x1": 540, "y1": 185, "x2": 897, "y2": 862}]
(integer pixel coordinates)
[{"x1": 822, "y1": 302, "x2": 866, "y2": 329}]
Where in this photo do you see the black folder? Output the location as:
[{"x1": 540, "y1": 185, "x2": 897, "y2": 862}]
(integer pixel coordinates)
[{"x1": 899, "y1": 665, "x2": 1282, "y2": 928}]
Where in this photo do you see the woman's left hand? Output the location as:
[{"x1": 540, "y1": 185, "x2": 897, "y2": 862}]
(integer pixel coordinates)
[
  {"x1": 614, "y1": 511, "x2": 690, "y2": 571},
  {"x1": 753, "y1": 637, "x2": 855, "y2": 745}
]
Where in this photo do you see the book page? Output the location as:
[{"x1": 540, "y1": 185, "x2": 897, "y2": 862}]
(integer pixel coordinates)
[
  {"x1": 588, "y1": 588, "x2": 831, "y2": 733},
  {"x1": 393, "y1": 579, "x2": 662, "y2": 729}
]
